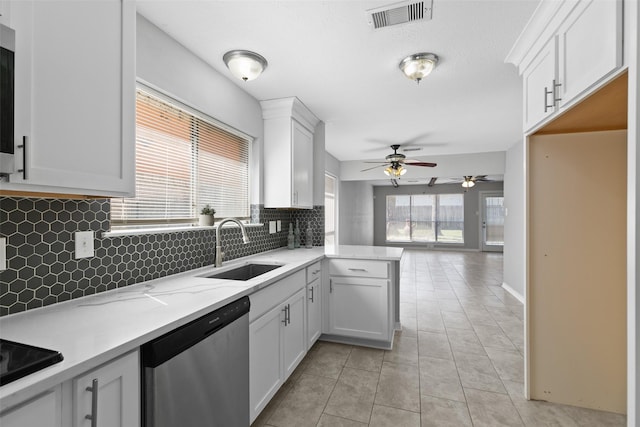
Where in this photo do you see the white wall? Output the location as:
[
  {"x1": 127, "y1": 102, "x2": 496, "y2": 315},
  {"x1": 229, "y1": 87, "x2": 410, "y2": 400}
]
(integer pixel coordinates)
[
  {"x1": 339, "y1": 181, "x2": 374, "y2": 245},
  {"x1": 136, "y1": 14, "x2": 264, "y2": 204},
  {"x1": 503, "y1": 140, "x2": 525, "y2": 300},
  {"x1": 325, "y1": 152, "x2": 340, "y2": 178},
  {"x1": 313, "y1": 122, "x2": 326, "y2": 206}
]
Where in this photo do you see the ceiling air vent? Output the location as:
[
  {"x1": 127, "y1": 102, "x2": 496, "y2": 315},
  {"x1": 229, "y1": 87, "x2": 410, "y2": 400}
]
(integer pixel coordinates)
[{"x1": 366, "y1": 0, "x2": 433, "y2": 29}]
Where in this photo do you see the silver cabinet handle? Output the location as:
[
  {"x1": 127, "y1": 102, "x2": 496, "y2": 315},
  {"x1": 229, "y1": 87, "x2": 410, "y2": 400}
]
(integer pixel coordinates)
[
  {"x1": 282, "y1": 306, "x2": 288, "y2": 325},
  {"x1": 348, "y1": 268, "x2": 367, "y2": 272},
  {"x1": 85, "y1": 378, "x2": 98, "y2": 427},
  {"x1": 287, "y1": 303, "x2": 291, "y2": 324},
  {"x1": 17, "y1": 136, "x2": 27, "y2": 180},
  {"x1": 313, "y1": 269, "x2": 321, "y2": 274},
  {"x1": 544, "y1": 85, "x2": 553, "y2": 113},
  {"x1": 544, "y1": 79, "x2": 562, "y2": 113},
  {"x1": 309, "y1": 286, "x2": 314, "y2": 303},
  {"x1": 552, "y1": 79, "x2": 562, "y2": 104},
  {"x1": 330, "y1": 279, "x2": 333, "y2": 293}
]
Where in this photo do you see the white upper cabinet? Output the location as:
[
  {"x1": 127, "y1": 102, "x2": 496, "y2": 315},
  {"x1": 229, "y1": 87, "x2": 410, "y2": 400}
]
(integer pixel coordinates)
[
  {"x1": 556, "y1": 0, "x2": 622, "y2": 107},
  {"x1": 507, "y1": 0, "x2": 623, "y2": 133},
  {"x1": 3, "y1": 0, "x2": 135, "y2": 197},
  {"x1": 523, "y1": 38, "x2": 558, "y2": 130},
  {"x1": 261, "y1": 97, "x2": 319, "y2": 209}
]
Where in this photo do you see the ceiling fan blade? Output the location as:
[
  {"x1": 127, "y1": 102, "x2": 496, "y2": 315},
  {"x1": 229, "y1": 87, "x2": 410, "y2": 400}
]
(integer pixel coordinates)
[
  {"x1": 360, "y1": 164, "x2": 389, "y2": 172},
  {"x1": 405, "y1": 162, "x2": 437, "y2": 167}
]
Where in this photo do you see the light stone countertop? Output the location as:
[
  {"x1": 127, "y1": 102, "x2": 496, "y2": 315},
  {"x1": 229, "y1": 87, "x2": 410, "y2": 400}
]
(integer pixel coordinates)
[
  {"x1": 0, "y1": 245, "x2": 402, "y2": 411},
  {"x1": 324, "y1": 244, "x2": 404, "y2": 260}
]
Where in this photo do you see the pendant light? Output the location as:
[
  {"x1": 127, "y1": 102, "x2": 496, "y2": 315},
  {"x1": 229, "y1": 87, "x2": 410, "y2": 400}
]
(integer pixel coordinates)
[{"x1": 223, "y1": 50, "x2": 268, "y2": 82}]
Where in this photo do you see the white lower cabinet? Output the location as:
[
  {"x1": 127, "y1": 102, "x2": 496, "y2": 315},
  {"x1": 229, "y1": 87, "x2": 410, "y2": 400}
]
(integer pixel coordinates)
[
  {"x1": 306, "y1": 261, "x2": 322, "y2": 350},
  {"x1": 0, "y1": 386, "x2": 62, "y2": 427},
  {"x1": 329, "y1": 276, "x2": 389, "y2": 340},
  {"x1": 249, "y1": 270, "x2": 307, "y2": 423},
  {"x1": 327, "y1": 259, "x2": 392, "y2": 344},
  {"x1": 73, "y1": 350, "x2": 140, "y2": 427}
]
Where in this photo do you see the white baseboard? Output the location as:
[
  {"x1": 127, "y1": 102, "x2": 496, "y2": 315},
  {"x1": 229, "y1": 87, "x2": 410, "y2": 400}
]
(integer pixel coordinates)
[{"x1": 502, "y1": 282, "x2": 525, "y2": 304}]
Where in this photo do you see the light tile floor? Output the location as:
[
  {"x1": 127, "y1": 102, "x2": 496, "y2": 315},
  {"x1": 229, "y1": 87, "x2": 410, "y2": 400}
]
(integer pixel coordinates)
[{"x1": 251, "y1": 250, "x2": 627, "y2": 427}]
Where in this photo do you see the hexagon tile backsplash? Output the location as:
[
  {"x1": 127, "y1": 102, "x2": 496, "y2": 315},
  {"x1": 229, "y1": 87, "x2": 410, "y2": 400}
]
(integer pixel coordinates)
[{"x1": 0, "y1": 197, "x2": 324, "y2": 316}]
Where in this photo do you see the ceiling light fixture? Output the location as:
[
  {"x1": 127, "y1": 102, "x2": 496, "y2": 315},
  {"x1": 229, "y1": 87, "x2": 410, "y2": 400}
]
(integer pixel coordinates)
[
  {"x1": 223, "y1": 50, "x2": 268, "y2": 82},
  {"x1": 384, "y1": 164, "x2": 407, "y2": 177},
  {"x1": 399, "y1": 52, "x2": 438, "y2": 84},
  {"x1": 462, "y1": 176, "x2": 475, "y2": 188}
]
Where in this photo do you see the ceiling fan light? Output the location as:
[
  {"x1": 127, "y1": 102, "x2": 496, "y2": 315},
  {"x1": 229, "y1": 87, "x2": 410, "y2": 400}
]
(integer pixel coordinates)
[
  {"x1": 399, "y1": 53, "x2": 438, "y2": 83},
  {"x1": 384, "y1": 167, "x2": 393, "y2": 176},
  {"x1": 223, "y1": 50, "x2": 268, "y2": 81},
  {"x1": 462, "y1": 180, "x2": 475, "y2": 188},
  {"x1": 399, "y1": 167, "x2": 407, "y2": 176}
]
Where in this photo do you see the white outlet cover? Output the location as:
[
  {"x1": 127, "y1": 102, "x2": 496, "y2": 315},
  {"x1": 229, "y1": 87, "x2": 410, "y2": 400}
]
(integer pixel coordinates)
[
  {"x1": 269, "y1": 221, "x2": 276, "y2": 234},
  {"x1": 75, "y1": 231, "x2": 95, "y2": 259},
  {"x1": 0, "y1": 237, "x2": 6, "y2": 271},
  {"x1": 276, "y1": 220, "x2": 282, "y2": 232}
]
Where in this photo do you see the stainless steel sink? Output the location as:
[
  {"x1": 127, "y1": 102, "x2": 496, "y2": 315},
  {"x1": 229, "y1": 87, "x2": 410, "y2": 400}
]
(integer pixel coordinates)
[{"x1": 202, "y1": 263, "x2": 283, "y2": 281}]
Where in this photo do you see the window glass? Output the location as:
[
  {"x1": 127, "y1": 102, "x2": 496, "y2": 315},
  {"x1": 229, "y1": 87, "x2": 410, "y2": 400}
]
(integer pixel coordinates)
[
  {"x1": 386, "y1": 195, "x2": 411, "y2": 242},
  {"x1": 386, "y1": 193, "x2": 464, "y2": 244}
]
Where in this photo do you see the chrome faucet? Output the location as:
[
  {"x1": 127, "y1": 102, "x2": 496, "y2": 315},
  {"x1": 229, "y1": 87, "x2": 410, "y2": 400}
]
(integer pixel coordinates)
[{"x1": 215, "y1": 217, "x2": 250, "y2": 267}]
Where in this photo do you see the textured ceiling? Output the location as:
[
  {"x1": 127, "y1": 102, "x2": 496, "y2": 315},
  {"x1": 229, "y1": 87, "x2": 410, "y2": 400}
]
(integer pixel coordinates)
[{"x1": 137, "y1": 0, "x2": 539, "y2": 163}]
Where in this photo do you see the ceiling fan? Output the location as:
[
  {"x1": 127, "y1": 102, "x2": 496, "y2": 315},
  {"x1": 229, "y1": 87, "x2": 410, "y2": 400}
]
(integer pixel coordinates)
[
  {"x1": 427, "y1": 175, "x2": 493, "y2": 188},
  {"x1": 361, "y1": 144, "x2": 437, "y2": 177}
]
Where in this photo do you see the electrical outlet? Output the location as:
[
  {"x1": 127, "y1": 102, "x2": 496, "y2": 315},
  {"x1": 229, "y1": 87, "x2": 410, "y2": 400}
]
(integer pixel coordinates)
[
  {"x1": 276, "y1": 220, "x2": 282, "y2": 232},
  {"x1": 0, "y1": 237, "x2": 6, "y2": 271},
  {"x1": 269, "y1": 221, "x2": 276, "y2": 234},
  {"x1": 75, "y1": 231, "x2": 95, "y2": 259}
]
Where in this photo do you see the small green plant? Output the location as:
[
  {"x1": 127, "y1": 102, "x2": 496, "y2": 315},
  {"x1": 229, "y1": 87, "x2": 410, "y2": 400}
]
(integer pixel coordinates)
[{"x1": 200, "y1": 204, "x2": 216, "y2": 216}]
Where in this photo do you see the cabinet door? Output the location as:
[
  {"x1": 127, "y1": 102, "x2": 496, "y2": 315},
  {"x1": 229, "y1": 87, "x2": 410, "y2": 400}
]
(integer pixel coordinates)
[
  {"x1": 250, "y1": 304, "x2": 284, "y2": 423},
  {"x1": 291, "y1": 119, "x2": 313, "y2": 208},
  {"x1": 8, "y1": 0, "x2": 135, "y2": 197},
  {"x1": 523, "y1": 37, "x2": 558, "y2": 131},
  {"x1": 557, "y1": 0, "x2": 622, "y2": 107},
  {"x1": 73, "y1": 350, "x2": 140, "y2": 427},
  {"x1": 0, "y1": 386, "x2": 62, "y2": 427},
  {"x1": 329, "y1": 276, "x2": 389, "y2": 340},
  {"x1": 306, "y1": 279, "x2": 322, "y2": 350},
  {"x1": 283, "y1": 288, "x2": 307, "y2": 379}
]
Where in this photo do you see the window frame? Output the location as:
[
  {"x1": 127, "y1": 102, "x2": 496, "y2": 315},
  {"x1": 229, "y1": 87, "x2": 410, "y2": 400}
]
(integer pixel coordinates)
[{"x1": 110, "y1": 83, "x2": 253, "y2": 229}]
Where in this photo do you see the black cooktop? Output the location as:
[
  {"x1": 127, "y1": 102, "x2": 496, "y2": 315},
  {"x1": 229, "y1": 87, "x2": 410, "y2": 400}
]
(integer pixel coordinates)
[{"x1": 0, "y1": 339, "x2": 64, "y2": 386}]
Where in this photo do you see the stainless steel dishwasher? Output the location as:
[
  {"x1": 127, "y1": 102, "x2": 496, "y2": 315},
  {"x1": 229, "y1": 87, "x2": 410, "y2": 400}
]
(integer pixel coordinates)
[{"x1": 142, "y1": 296, "x2": 250, "y2": 427}]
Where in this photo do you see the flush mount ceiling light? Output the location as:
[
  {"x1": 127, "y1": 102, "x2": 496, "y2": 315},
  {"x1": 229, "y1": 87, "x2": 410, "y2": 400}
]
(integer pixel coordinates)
[
  {"x1": 399, "y1": 52, "x2": 438, "y2": 84},
  {"x1": 223, "y1": 50, "x2": 268, "y2": 82}
]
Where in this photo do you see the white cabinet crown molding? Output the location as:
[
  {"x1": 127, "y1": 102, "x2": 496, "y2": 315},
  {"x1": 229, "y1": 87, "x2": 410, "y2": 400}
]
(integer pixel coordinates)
[
  {"x1": 505, "y1": 0, "x2": 578, "y2": 72},
  {"x1": 260, "y1": 97, "x2": 320, "y2": 132}
]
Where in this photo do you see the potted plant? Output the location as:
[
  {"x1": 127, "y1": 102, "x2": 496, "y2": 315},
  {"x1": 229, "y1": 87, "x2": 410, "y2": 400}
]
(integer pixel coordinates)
[{"x1": 198, "y1": 204, "x2": 216, "y2": 226}]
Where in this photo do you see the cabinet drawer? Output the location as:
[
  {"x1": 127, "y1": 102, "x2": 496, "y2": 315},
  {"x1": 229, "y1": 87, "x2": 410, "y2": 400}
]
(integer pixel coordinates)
[
  {"x1": 250, "y1": 270, "x2": 305, "y2": 322},
  {"x1": 329, "y1": 259, "x2": 388, "y2": 279},
  {"x1": 306, "y1": 261, "x2": 322, "y2": 284}
]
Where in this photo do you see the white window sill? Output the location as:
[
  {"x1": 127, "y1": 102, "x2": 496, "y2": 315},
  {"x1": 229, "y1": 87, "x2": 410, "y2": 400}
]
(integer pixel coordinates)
[{"x1": 103, "y1": 222, "x2": 264, "y2": 238}]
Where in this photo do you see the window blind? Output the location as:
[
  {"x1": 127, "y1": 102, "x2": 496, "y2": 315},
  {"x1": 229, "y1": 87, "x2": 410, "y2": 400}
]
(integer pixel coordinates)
[{"x1": 111, "y1": 89, "x2": 250, "y2": 226}]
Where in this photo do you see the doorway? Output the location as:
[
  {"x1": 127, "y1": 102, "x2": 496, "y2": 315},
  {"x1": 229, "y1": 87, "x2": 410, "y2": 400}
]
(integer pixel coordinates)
[{"x1": 480, "y1": 191, "x2": 504, "y2": 252}]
